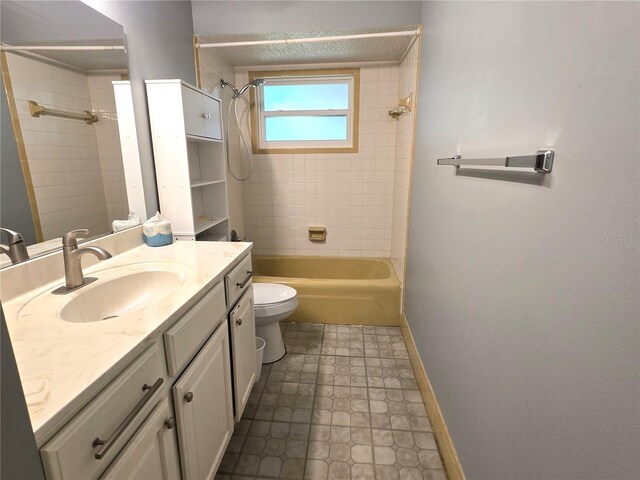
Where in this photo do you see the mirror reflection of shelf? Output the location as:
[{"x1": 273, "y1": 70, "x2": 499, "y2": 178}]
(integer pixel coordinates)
[
  {"x1": 186, "y1": 134, "x2": 222, "y2": 144},
  {"x1": 194, "y1": 216, "x2": 229, "y2": 235},
  {"x1": 190, "y1": 179, "x2": 225, "y2": 188}
]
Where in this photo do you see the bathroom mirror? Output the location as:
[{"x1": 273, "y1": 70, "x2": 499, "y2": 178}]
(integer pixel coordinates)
[{"x1": 0, "y1": 0, "x2": 141, "y2": 268}]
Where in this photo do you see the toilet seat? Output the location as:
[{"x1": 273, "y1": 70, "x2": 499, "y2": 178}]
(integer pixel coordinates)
[
  {"x1": 254, "y1": 283, "x2": 297, "y2": 306},
  {"x1": 253, "y1": 283, "x2": 298, "y2": 320},
  {"x1": 255, "y1": 297, "x2": 298, "y2": 319}
]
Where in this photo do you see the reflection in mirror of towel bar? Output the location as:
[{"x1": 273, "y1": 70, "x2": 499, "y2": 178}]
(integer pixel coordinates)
[
  {"x1": 437, "y1": 149, "x2": 554, "y2": 174},
  {"x1": 1, "y1": 45, "x2": 125, "y2": 52},
  {"x1": 28, "y1": 100, "x2": 99, "y2": 125}
]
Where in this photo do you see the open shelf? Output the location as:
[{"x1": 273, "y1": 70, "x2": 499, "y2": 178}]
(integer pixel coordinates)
[
  {"x1": 194, "y1": 216, "x2": 229, "y2": 235},
  {"x1": 197, "y1": 231, "x2": 229, "y2": 242},
  {"x1": 147, "y1": 80, "x2": 229, "y2": 241},
  {"x1": 190, "y1": 179, "x2": 225, "y2": 188}
]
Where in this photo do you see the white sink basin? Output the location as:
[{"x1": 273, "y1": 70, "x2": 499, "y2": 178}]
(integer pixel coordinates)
[{"x1": 60, "y1": 270, "x2": 183, "y2": 323}]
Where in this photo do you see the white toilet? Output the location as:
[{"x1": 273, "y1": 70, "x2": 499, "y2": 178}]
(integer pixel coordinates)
[{"x1": 253, "y1": 283, "x2": 298, "y2": 363}]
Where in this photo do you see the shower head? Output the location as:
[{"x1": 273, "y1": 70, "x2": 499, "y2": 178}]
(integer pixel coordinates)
[
  {"x1": 220, "y1": 78, "x2": 265, "y2": 98},
  {"x1": 237, "y1": 78, "x2": 266, "y2": 98}
]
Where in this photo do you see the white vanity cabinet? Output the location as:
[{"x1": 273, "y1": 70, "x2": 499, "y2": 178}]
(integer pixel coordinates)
[
  {"x1": 40, "y1": 343, "x2": 168, "y2": 480},
  {"x1": 38, "y1": 251, "x2": 256, "y2": 480},
  {"x1": 173, "y1": 320, "x2": 234, "y2": 480},
  {"x1": 101, "y1": 398, "x2": 181, "y2": 480},
  {"x1": 146, "y1": 79, "x2": 230, "y2": 241}
]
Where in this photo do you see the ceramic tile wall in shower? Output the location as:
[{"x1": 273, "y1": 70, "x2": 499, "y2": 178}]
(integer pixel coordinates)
[
  {"x1": 391, "y1": 40, "x2": 421, "y2": 288},
  {"x1": 235, "y1": 64, "x2": 399, "y2": 257},
  {"x1": 198, "y1": 48, "x2": 247, "y2": 237}
]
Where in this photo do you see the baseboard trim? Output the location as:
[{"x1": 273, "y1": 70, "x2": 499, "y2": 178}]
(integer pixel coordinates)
[{"x1": 399, "y1": 314, "x2": 465, "y2": 480}]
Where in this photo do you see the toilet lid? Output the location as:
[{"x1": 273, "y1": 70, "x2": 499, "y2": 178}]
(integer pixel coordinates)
[{"x1": 254, "y1": 283, "x2": 297, "y2": 305}]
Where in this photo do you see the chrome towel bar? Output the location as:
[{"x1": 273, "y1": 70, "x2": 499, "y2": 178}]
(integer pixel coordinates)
[{"x1": 437, "y1": 149, "x2": 554, "y2": 173}]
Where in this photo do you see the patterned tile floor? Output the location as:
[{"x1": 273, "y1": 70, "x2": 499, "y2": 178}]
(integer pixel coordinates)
[{"x1": 216, "y1": 323, "x2": 448, "y2": 480}]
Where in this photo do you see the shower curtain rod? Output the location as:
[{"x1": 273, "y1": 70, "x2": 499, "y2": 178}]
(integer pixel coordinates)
[
  {"x1": 196, "y1": 29, "x2": 420, "y2": 49},
  {"x1": 1, "y1": 45, "x2": 125, "y2": 51}
]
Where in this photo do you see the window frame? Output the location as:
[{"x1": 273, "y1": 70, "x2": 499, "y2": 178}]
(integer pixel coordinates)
[{"x1": 249, "y1": 68, "x2": 360, "y2": 154}]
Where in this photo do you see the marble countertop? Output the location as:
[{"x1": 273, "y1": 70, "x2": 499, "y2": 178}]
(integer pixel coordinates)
[{"x1": 1, "y1": 240, "x2": 252, "y2": 446}]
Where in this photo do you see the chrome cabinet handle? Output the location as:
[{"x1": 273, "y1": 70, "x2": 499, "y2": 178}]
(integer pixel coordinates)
[
  {"x1": 236, "y1": 270, "x2": 252, "y2": 289},
  {"x1": 92, "y1": 378, "x2": 163, "y2": 459},
  {"x1": 184, "y1": 392, "x2": 194, "y2": 403},
  {"x1": 201, "y1": 112, "x2": 212, "y2": 119},
  {"x1": 165, "y1": 417, "x2": 176, "y2": 429},
  {"x1": 236, "y1": 318, "x2": 243, "y2": 326}
]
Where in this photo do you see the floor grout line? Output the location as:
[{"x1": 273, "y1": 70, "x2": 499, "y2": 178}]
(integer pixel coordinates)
[
  {"x1": 362, "y1": 326, "x2": 378, "y2": 480},
  {"x1": 300, "y1": 322, "x2": 326, "y2": 480}
]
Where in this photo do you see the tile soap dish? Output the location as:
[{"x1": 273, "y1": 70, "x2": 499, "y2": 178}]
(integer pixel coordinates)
[{"x1": 308, "y1": 226, "x2": 327, "y2": 242}]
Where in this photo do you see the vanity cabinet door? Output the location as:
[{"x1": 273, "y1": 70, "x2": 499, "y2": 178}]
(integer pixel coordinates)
[
  {"x1": 173, "y1": 320, "x2": 234, "y2": 480},
  {"x1": 230, "y1": 287, "x2": 257, "y2": 421},
  {"x1": 101, "y1": 398, "x2": 181, "y2": 480},
  {"x1": 203, "y1": 95, "x2": 222, "y2": 140}
]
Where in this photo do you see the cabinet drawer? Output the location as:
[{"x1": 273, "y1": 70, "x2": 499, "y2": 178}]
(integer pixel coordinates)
[
  {"x1": 164, "y1": 281, "x2": 226, "y2": 377},
  {"x1": 41, "y1": 343, "x2": 167, "y2": 480},
  {"x1": 225, "y1": 254, "x2": 252, "y2": 307}
]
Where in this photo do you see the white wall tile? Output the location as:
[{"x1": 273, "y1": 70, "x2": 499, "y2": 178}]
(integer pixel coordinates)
[
  {"x1": 233, "y1": 64, "x2": 402, "y2": 258},
  {"x1": 391, "y1": 40, "x2": 421, "y2": 287}
]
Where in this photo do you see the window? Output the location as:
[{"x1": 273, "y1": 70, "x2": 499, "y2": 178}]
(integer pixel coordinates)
[{"x1": 249, "y1": 69, "x2": 360, "y2": 153}]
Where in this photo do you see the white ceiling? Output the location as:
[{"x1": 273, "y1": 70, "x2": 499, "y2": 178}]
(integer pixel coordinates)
[{"x1": 196, "y1": 25, "x2": 420, "y2": 67}]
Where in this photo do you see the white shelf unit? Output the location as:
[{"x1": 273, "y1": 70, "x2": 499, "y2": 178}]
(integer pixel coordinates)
[{"x1": 146, "y1": 79, "x2": 230, "y2": 241}]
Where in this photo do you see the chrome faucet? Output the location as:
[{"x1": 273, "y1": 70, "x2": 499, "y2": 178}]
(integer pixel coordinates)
[
  {"x1": 0, "y1": 228, "x2": 30, "y2": 265},
  {"x1": 62, "y1": 229, "x2": 112, "y2": 290}
]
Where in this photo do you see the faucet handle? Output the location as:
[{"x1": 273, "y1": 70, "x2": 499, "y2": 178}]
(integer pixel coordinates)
[
  {"x1": 0, "y1": 228, "x2": 24, "y2": 245},
  {"x1": 62, "y1": 229, "x2": 89, "y2": 248}
]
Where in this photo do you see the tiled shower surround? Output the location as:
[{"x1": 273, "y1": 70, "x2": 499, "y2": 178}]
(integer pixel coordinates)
[
  {"x1": 198, "y1": 49, "x2": 419, "y2": 274},
  {"x1": 216, "y1": 323, "x2": 447, "y2": 480},
  {"x1": 234, "y1": 66, "x2": 398, "y2": 258},
  {"x1": 391, "y1": 41, "x2": 419, "y2": 282}
]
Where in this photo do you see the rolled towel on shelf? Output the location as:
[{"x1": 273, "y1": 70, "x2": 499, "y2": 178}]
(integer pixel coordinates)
[{"x1": 112, "y1": 212, "x2": 142, "y2": 233}]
